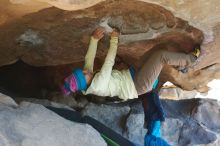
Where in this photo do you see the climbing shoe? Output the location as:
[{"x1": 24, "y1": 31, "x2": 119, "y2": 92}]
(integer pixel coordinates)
[{"x1": 191, "y1": 46, "x2": 201, "y2": 58}]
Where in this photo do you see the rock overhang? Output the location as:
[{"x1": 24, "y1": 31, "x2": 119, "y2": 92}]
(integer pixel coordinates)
[{"x1": 0, "y1": 0, "x2": 219, "y2": 95}]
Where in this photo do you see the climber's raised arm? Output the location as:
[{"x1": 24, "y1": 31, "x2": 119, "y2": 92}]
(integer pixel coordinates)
[
  {"x1": 84, "y1": 27, "x2": 105, "y2": 73},
  {"x1": 97, "y1": 29, "x2": 119, "y2": 80},
  {"x1": 84, "y1": 29, "x2": 121, "y2": 96}
]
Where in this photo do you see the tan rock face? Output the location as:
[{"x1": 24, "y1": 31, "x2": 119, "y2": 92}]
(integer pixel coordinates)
[
  {"x1": 10, "y1": 0, "x2": 105, "y2": 11},
  {"x1": 0, "y1": 0, "x2": 219, "y2": 95},
  {"x1": 159, "y1": 63, "x2": 220, "y2": 92},
  {"x1": 0, "y1": 0, "x2": 202, "y2": 66},
  {"x1": 140, "y1": 0, "x2": 220, "y2": 70},
  {"x1": 0, "y1": 0, "x2": 50, "y2": 22}
]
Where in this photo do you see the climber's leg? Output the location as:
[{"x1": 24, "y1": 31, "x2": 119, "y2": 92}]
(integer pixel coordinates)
[{"x1": 134, "y1": 49, "x2": 196, "y2": 95}]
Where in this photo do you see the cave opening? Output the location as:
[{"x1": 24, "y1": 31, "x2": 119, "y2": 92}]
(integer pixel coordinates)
[
  {"x1": 0, "y1": 60, "x2": 73, "y2": 99},
  {"x1": 0, "y1": 59, "x2": 127, "y2": 105}
]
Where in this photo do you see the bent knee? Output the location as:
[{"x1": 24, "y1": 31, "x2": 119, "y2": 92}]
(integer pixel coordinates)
[{"x1": 152, "y1": 49, "x2": 168, "y2": 62}]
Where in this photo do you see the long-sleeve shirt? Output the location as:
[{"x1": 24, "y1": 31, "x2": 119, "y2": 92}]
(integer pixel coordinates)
[{"x1": 83, "y1": 37, "x2": 138, "y2": 100}]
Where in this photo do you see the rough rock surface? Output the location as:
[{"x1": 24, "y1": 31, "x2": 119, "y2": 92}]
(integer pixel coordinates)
[
  {"x1": 0, "y1": 1, "x2": 220, "y2": 146},
  {"x1": 159, "y1": 87, "x2": 197, "y2": 100},
  {"x1": 11, "y1": 0, "x2": 218, "y2": 71},
  {"x1": 0, "y1": 93, "x2": 106, "y2": 146},
  {"x1": 3, "y1": 90, "x2": 219, "y2": 146},
  {"x1": 81, "y1": 99, "x2": 220, "y2": 146},
  {"x1": 159, "y1": 63, "x2": 220, "y2": 92},
  {"x1": 82, "y1": 103, "x2": 130, "y2": 134},
  {"x1": 193, "y1": 100, "x2": 220, "y2": 133},
  {"x1": 3, "y1": 0, "x2": 220, "y2": 70},
  {"x1": 10, "y1": 0, "x2": 104, "y2": 11},
  {"x1": 162, "y1": 99, "x2": 219, "y2": 146},
  {"x1": 0, "y1": 0, "x2": 50, "y2": 25},
  {"x1": 0, "y1": 0, "x2": 202, "y2": 67},
  {"x1": 0, "y1": 0, "x2": 217, "y2": 94},
  {"x1": 125, "y1": 101, "x2": 146, "y2": 144}
]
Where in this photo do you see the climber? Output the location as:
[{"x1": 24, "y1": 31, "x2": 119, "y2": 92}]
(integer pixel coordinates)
[{"x1": 61, "y1": 27, "x2": 200, "y2": 100}]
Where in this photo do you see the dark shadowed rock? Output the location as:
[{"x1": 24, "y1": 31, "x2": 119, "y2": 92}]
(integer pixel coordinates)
[
  {"x1": 192, "y1": 99, "x2": 220, "y2": 133},
  {"x1": 178, "y1": 121, "x2": 216, "y2": 146},
  {"x1": 126, "y1": 113, "x2": 146, "y2": 145},
  {"x1": 125, "y1": 101, "x2": 146, "y2": 144},
  {"x1": 161, "y1": 118, "x2": 183, "y2": 146},
  {"x1": 80, "y1": 99, "x2": 220, "y2": 146},
  {"x1": 82, "y1": 102, "x2": 130, "y2": 135}
]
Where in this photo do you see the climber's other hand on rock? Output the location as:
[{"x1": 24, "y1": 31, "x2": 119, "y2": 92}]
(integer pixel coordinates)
[{"x1": 110, "y1": 28, "x2": 120, "y2": 38}]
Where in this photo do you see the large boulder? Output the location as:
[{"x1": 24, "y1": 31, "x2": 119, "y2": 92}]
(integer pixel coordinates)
[
  {"x1": 81, "y1": 98, "x2": 220, "y2": 146},
  {"x1": 192, "y1": 99, "x2": 220, "y2": 133},
  {"x1": 82, "y1": 102, "x2": 130, "y2": 135},
  {"x1": 0, "y1": 93, "x2": 106, "y2": 146},
  {"x1": 0, "y1": 0, "x2": 215, "y2": 96},
  {"x1": 125, "y1": 101, "x2": 146, "y2": 144},
  {"x1": 0, "y1": 0, "x2": 201, "y2": 67},
  {"x1": 0, "y1": 0, "x2": 219, "y2": 95}
]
